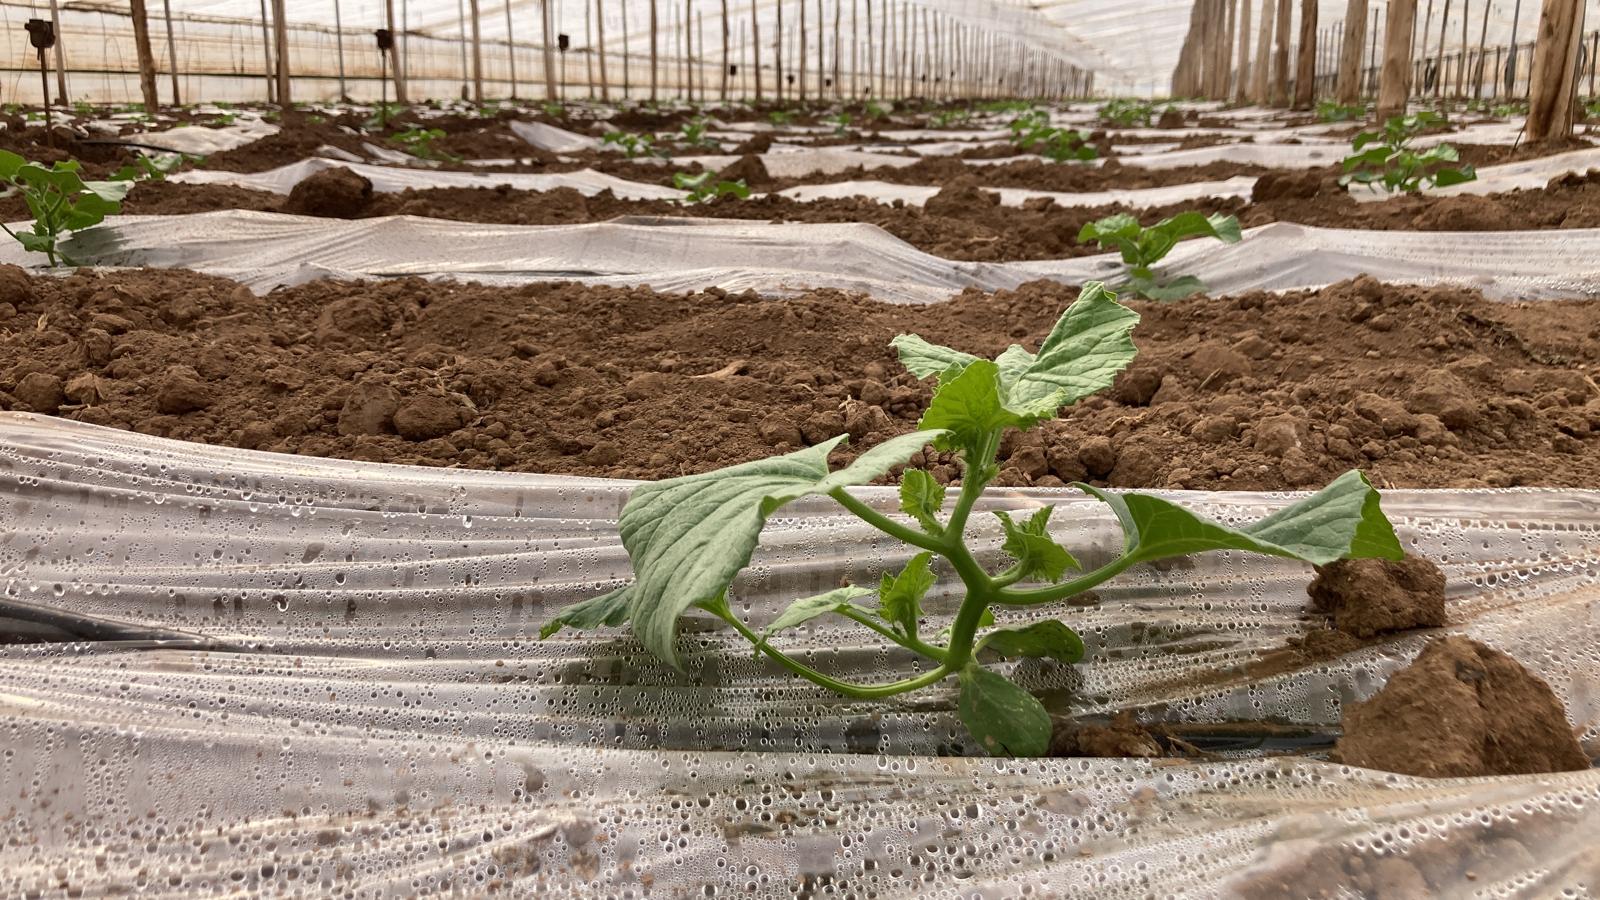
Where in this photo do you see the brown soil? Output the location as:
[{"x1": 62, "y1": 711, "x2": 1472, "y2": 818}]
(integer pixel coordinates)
[
  {"x1": 1307, "y1": 555, "x2": 1448, "y2": 638},
  {"x1": 1335, "y1": 635, "x2": 1589, "y2": 777},
  {"x1": 2, "y1": 269, "x2": 1598, "y2": 492}
]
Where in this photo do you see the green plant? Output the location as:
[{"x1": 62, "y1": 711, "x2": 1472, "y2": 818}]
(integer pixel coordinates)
[
  {"x1": 930, "y1": 107, "x2": 974, "y2": 128},
  {"x1": 72, "y1": 100, "x2": 94, "y2": 118},
  {"x1": 109, "y1": 153, "x2": 183, "y2": 183},
  {"x1": 0, "y1": 151, "x2": 131, "y2": 266},
  {"x1": 1098, "y1": 99, "x2": 1155, "y2": 127},
  {"x1": 864, "y1": 101, "x2": 891, "y2": 121},
  {"x1": 768, "y1": 109, "x2": 795, "y2": 126},
  {"x1": 1008, "y1": 110, "x2": 1097, "y2": 163},
  {"x1": 1077, "y1": 211, "x2": 1242, "y2": 300},
  {"x1": 673, "y1": 171, "x2": 751, "y2": 203},
  {"x1": 1316, "y1": 100, "x2": 1365, "y2": 122},
  {"x1": 389, "y1": 126, "x2": 460, "y2": 162},
  {"x1": 830, "y1": 112, "x2": 854, "y2": 134},
  {"x1": 602, "y1": 130, "x2": 667, "y2": 159},
  {"x1": 542, "y1": 101, "x2": 567, "y2": 119},
  {"x1": 541, "y1": 282, "x2": 1403, "y2": 758},
  {"x1": 1339, "y1": 111, "x2": 1476, "y2": 193},
  {"x1": 677, "y1": 117, "x2": 718, "y2": 148}
]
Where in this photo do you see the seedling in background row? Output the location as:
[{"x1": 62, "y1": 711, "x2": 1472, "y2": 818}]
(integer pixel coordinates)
[
  {"x1": 1008, "y1": 110, "x2": 1098, "y2": 163},
  {"x1": 1316, "y1": 100, "x2": 1365, "y2": 123},
  {"x1": 602, "y1": 130, "x2": 668, "y2": 159},
  {"x1": 673, "y1": 171, "x2": 750, "y2": 203},
  {"x1": 1339, "y1": 111, "x2": 1476, "y2": 194},
  {"x1": 0, "y1": 150, "x2": 131, "y2": 266},
  {"x1": 541, "y1": 281, "x2": 1404, "y2": 758},
  {"x1": 677, "y1": 118, "x2": 719, "y2": 149},
  {"x1": 1097, "y1": 99, "x2": 1156, "y2": 128},
  {"x1": 1077, "y1": 211, "x2": 1242, "y2": 300},
  {"x1": 388, "y1": 126, "x2": 460, "y2": 162}
]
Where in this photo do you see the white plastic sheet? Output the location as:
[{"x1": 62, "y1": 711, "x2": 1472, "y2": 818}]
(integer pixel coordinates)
[
  {"x1": 778, "y1": 175, "x2": 1259, "y2": 209},
  {"x1": 169, "y1": 157, "x2": 685, "y2": 200},
  {"x1": 0, "y1": 413, "x2": 1595, "y2": 896},
  {"x1": 118, "y1": 119, "x2": 280, "y2": 155},
  {"x1": 1367, "y1": 145, "x2": 1600, "y2": 202},
  {"x1": 509, "y1": 119, "x2": 602, "y2": 153}
]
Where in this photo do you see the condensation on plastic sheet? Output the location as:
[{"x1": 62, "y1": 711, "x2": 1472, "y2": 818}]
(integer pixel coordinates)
[
  {"x1": 13, "y1": 212, "x2": 1600, "y2": 303},
  {"x1": 0, "y1": 413, "x2": 1596, "y2": 897}
]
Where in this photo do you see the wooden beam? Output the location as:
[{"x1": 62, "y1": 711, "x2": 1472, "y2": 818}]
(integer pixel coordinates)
[
  {"x1": 1235, "y1": 0, "x2": 1253, "y2": 100},
  {"x1": 128, "y1": 0, "x2": 162, "y2": 112},
  {"x1": 161, "y1": 0, "x2": 180, "y2": 106},
  {"x1": 271, "y1": 0, "x2": 289, "y2": 106},
  {"x1": 1252, "y1": 0, "x2": 1275, "y2": 101},
  {"x1": 721, "y1": 0, "x2": 730, "y2": 100},
  {"x1": 649, "y1": 0, "x2": 659, "y2": 101},
  {"x1": 1432, "y1": 0, "x2": 1450, "y2": 100},
  {"x1": 596, "y1": 0, "x2": 610, "y2": 101},
  {"x1": 1336, "y1": 0, "x2": 1367, "y2": 104},
  {"x1": 48, "y1": 0, "x2": 68, "y2": 104},
  {"x1": 469, "y1": 0, "x2": 484, "y2": 103},
  {"x1": 1376, "y1": 0, "x2": 1417, "y2": 118},
  {"x1": 545, "y1": 0, "x2": 560, "y2": 101},
  {"x1": 1293, "y1": 0, "x2": 1316, "y2": 107},
  {"x1": 1272, "y1": 0, "x2": 1292, "y2": 105},
  {"x1": 257, "y1": 0, "x2": 275, "y2": 104},
  {"x1": 1526, "y1": 0, "x2": 1583, "y2": 140},
  {"x1": 753, "y1": 8, "x2": 762, "y2": 99}
]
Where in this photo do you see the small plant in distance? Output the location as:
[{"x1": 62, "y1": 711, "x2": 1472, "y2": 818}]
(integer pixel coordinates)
[
  {"x1": 0, "y1": 151, "x2": 131, "y2": 266},
  {"x1": 1339, "y1": 111, "x2": 1476, "y2": 194},
  {"x1": 673, "y1": 171, "x2": 750, "y2": 203},
  {"x1": 541, "y1": 282, "x2": 1404, "y2": 758},
  {"x1": 1316, "y1": 100, "x2": 1365, "y2": 123},
  {"x1": 1077, "y1": 211, "x2": 1242, "y2": 300},
  {"x1": 109, "y1": 153, "x2": 183, "y2": 183},
  {"x1": 830, "y1": 111, "x2": 854, "y2": 135},
  {"x1": 389, "y1": 126, "x2": 460, "y2": 162},
  {"x1": 677, "y1": 117, "x2": 719, "y2": 149},
  {"x1": 931, "y1": 107, "x2": 974, "y2": 128},
  {"x1": 602, "y1": 130, "x2": 667, "y2": 159},
  {"x1": 1009, "y1": 110, "x2": 1097, "y2": 163},
  {"x1": 1098, "y1": 98, "x2": 1155, "y2": 127},
  {"x1": 767, "y1": 109, "x2": 794, "y2": 126}
]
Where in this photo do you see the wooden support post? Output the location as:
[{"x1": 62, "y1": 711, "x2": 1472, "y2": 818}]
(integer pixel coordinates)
[
  {"x1": 1433, "y1": 0, "x2": 1450, "y2": 99},
  {"x1": 1222, "y1": 0, "x2": 1237, "y2": 97},
  {"x1": 1252, "y1": 0, "x2": 1275, "y2": 101},
  {"x1": 850, "y1": 0, "x2": 858, "y2": 96},
  {"x1": 799, "y1": 0, "x2": 807, "y2": 100},
  {"x1": 1293, "y1": 0, "x2": 1316, "y2": 106},
  {"x1": 753, "y1": 9, "x2": 762, "y2": 99},
  {"x1": 48, "y1": 0, "x2": 68, "y2": 105},
  {"x1": 698, "y1": 9, "x2": 705, "y2": 101},
  {"x1": 817, "y1": 0, "x2": 825, "y2": 97},
  {"x1": 1236, "y1": 0, "x2": 1253, "y2": 100},
  {"x1": 333, "y1": 0, "x2": 348, "y2": 100},
  {"x1": 719, "y1": 0, "x2": 729, "y2": 99},
  {"x1": 1337, "y1": 0, "x2": 1368, "y2": 103},
  {"x1": 595, "y1": 0, "x2": 610, "y2": 101},
  {"x1": 1377, "y1": 0, "x2": 1417, "y2": 118},
  {"x1": 1456, "y1": 0, "x2": 1469, "y2": 96},
  {"x1": 271, "y1": 0, "x2": 289, "y2": 106},
  {"x1": 1472, "y1": 0, "x2": 1489, "y2": 98},
  {"x1": 583, "y1": 0, "x2": 595, "y2": 97},
  {"x1": 686, "y1": 0, "x2": 695, "y2": 101},
  {"x1": 129, "y1": 0, "x2": 162, "y2": 111},
  {"x1": 866, "y1": 0, "x2": 874, "y2": 95},
  {"x1": 384, "y1": 0, "x2": 406, "y2": 102},
  {"x1": 160, "y1": 0, "x2": 180, "y2": 106},
  {"x1": 1526, "y1": 0, "x2": 1583, "y2": 140},
  {"x1": 257, "y1": 0, "x2": 275, "y2": 104},
  {"x1": 832, "y1": 0, "x2": 842, "y2": 97},
  {"x1": 1272, "y1": 0, "x2": 1292, "y2": 105},
  {"x1": 506, "y1": 1, "x2": 518, "y2": 98},
  {"x1": 469, "y1": 0, "x2": 484, "y2": 103},
  {"x1": 776, "y1": 0, "x2": 784, "y2": 100},
  {"x1": 545, "y1": 0, "x2": 559, "y2": 100}
]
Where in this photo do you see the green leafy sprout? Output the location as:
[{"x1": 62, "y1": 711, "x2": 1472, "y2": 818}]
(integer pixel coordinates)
[
  {"x1": 767, "y1": 109, "x2": 794, "y2": 126},
  {"x1": 930, "y1": 107, "x2": 974, "y2": 128},
  {"x1": 1339, "y1": 111, "x2": 1477, "y2": 194},
  {"x1": 0, "y1": 150, "x2": 133, "y2": 266},
  {"x1": 1009, "y1": 110, "x2": 1097, "y2": 163},
  {"x1": 673, "y1": 171, "x2": 751, "y2": 203},
  {"x1": 540, "y1": 282, "x2": 1404, "y2": 758},
  {"x1": 388, "y1": 126, "x2": 460, "y2": 162},
  {"x1": 1098, "y1": 99, "x2": 1156, "y2": 128},
  {"x1": 677, "y1": 117, "x2": 719, "y2": 148},
  {"x1": 602, "y1": 130, "x2": 668, "y2": 159},
  {"x1": 1077, "y1": 211, "x2": 1242, "y2": 300},
  {"x1": 1316, "y1": 100, "x2": 1365, "y2": 123},
  {"x1": 830, "y1": 112, "x2": 854, "y2": 135},
  {"x1": 109, "y1": 153, "x2": 183, "y2": 183}
]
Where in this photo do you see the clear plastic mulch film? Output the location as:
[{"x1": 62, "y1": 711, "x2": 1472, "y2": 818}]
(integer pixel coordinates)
[{"x1": 1, "y1": 413, "x2": 1597, "y2": 896}]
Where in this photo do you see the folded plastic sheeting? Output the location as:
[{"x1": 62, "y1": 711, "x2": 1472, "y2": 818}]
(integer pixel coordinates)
[
  {"x1": 117, "y1": 119, "x2": 280, "y2": 154},
  {"x1": 778, "y1": 175, "x2": 1258, "y2": 208},
  {"x1": 509, "y1": 119, "x2": 603, "y2": 153},
  {"x1": 0, "y1": 414, "x2": 1595, "y2": 897},
  {"x1": 7, "y1": 211, "x2": 1025, "y2": 303},
  {"x1": 170, "y1": 157, "x2": 685, "y2": 201},
  {"x1": 1018, "y1": 221, "x2": 1600, "y2": 300}
]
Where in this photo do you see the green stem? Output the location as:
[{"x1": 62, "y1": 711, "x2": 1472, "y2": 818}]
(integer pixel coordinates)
[
  {"x1": 828, "y1": 488, "x2": 945, "y2": 553},
  {"x1": 836, "y1": 606, "x2": 949, "y2": 662},
  {"x1": 993, "y1": 554, "x2": 1140, "y2": 606},
  {"x1": 714, "y1": 606, "x2": 951, "y2": 699}
]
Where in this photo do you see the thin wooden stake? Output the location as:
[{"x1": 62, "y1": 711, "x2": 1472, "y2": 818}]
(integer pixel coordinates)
[
  {"x1": 799, "y1": 0, "x2": 807, "y2": 100},
  {"x1": 469, "y1": 0, "x2": 484, "y2": 103},
  {"x1": 47, "y1": 0, "x2": 67, "y2": 104},
  {"x1": 333, "y1": 0, "x2": 348, "y2": 100},
  {"x1": 271, "y1": 0, "x2": 289, "y2": 106},
  {"x1": 597, "y1": 0, "x2": 610, "y2": 101},
  {"x1": 1272, "y1": 0, "x2": 1291, "y2": 105},
  {"x1": 506, "y1": 0, "x2": 518, "y2": 98},
  {"x1": 1526, "y1": 0, "x2": 1583, "y2": 140},
  {"x1": 1294, "y1": 0, "x2": 1316, "y2": 106},
  {"x1": 753, "y1": 8, "x2": 763, "y2": 99},
  {"x1": 832, "y1": 0, "x2": 842, "y2": 97},
  {"x1": 649, "y1": 0, "x2": 659, "y2": 101},
  {"x1": 160, "y1": 0, "x2": 180, "y2": 105},
  {"x1": 257, "y1": 0, "x2": 275, "y2": 104},
  {"x1": 1433, "y1": 0, "x2": 1450, "y2": 100},
  {"x1": 720, "y1": 0, "x2": 729, "y2": 99},
  {"x1": 1236, "y1": 0, "x2": 1253, "y2": 100},
  {"x1": 1252, "y1": 0, "x2": 1275, "y2": 101}
]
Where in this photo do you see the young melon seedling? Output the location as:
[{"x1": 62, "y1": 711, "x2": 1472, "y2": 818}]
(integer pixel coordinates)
[
  {"x1": 1077, "y1": 211, "x2": 1242, "y2": 300},
  {"x1": 1008, "y1": 109, "x2": 1097, "y2": 163},
  {"x1": 1339, "y1": 111, "x2": 1476, "y2": 194},
  {"x1": 602, "y1": 130, "x2": 668, "y2": 159},
  {"x1": 673, "y1": 171, "x2": 751, "y2": 203},
  {"x1": 0, "y1": 150, "x2": 131, "y2": 267},
  {"x1": 1097, "y1": 99, "x2": 1156, "y2": 128},
  {"x1": 542, "y1": 282, "x2": 1404, "y2": 758}
]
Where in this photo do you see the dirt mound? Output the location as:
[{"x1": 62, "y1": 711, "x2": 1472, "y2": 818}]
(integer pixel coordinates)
[
  {"x1": 1335, "y1": 635, "x2": 1589, "y2": 777},
  {"x1": 715, "y1": 154, "x2": 773, "y2": 188},
  {"x1": 1308, "y1": 555, "x2": 1448, "y2": 638},
  {"x1": 1, "y1": 270, "x2": 1597, "y2": 490},
  {"x1": 198, "y1": 115, "x2": 373, "y2": 173},
  {"x1": 1251, "y1": 169, "x2": 1326, "y2": 202},
  {"x1": 282, "y1": 166, "x2": 373, "y2": 218}
]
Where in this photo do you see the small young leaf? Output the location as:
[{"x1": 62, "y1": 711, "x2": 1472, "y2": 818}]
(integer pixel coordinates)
[
  {"x1": 918, "y1": 359, "x2": 1026, "y2": 451},
  {"x1": 539, "y1": 585, "x2": 633, "y2": 638},
  {"x1": 899, "y1": 468, "x2": 946, "y2": 534},
  {"x1": 878, "y1": 552, "x2": 936, "y2": 634},
  {"x1": 957, "y1": 664, "x2": 1053, "y2": 757},
  {"x1": 1138, "y1": 275, "x2": 1208, "y2": 302},
  {"x1": 995, "y1": 507, "x2": 1078, "y2": 583},
  {"x1": 976, "y1": 619, "x2": 1086, "y2": 664},
  {"x1": 1077, "y1": 469, "x2": 1404, "y2": 567},
  {"x1": 759, "y1": 585, "x2": 875, "y2": 643},
  {"x1": 889, "y1": 333, "x2": 980, "y2": 379},
  {"x1": 1432, "y1": 164, "x2": 1477, "y2": 187}
]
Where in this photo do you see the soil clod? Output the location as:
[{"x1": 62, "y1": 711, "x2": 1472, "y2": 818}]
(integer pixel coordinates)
[{"x1": 1308, "y1": 554, "x2": 1448, "y2": 638}]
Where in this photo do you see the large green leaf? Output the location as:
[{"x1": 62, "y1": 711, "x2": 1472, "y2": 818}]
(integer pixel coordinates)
[
  {"x1": 995, "y1": 506, "x2": 1078, "y2": 583},
  {"x1": 957, "y1": 664, "x2": 1052, "y2": 757},
  {"x1": 976, "y1": 619, "x2": 1085, "y2": 664},
  {"x1": 607, "y1": 429, "x2": 944, "y2": 668},
  {"x1": 1076, "y1": 469, "x2": 1403, "y2": 567},
  {"x1": 758, "y1": 585, "x2": 875, "y2": 643}
]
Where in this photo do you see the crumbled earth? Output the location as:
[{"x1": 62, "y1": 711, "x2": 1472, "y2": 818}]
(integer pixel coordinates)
[
  {"x1": 1050, "y1": 712, "x2": 1164, "y2": 758},
  {"x1": 1307, "y1": 554, "x2": 1449, "y2": 638},
  {"x1": 2, "y1": 270, "x2": 1598, "y2": 491},
  {"x1": 1334, "y1": 635, "x2": 1589, "y2": 777}
]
